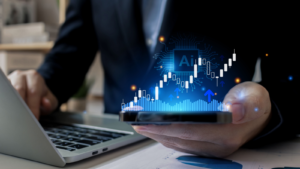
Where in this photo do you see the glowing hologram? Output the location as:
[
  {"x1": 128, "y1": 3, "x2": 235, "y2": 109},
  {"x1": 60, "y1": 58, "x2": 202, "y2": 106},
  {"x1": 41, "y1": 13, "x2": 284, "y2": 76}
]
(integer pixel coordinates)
[
  {"x1": 169, "y1": 94, "x2": 174, "y2": 101},
  {"x1": 174, "y1": 88, "x2": 180, "y2": 96},
  {"x1": 206, "y1": 61, "x2": 211, "y2": 75},
  {"x1": 211, "y1": 72, "x2": 215, "y2": 78},
  {"x1": 121, "y1": 99, "x2": 125, "y2": 110},
  {"x1": 220, "y1": 81, "x2": 225, "y2": 87},
  {"x1": 159, "y1": 80, "x2": 163, "y2": 88},
  {"x1": 229, "y1": 58, "x2": 232, "y2": 67},
  {"x1": 204, "y1": 89, "x2": 214, "y2": 102},
  {"x1": 155, "y1": 86, "x2": 159, "y2": 100},
  {"x1": 122, "y1": 97, "x2": 224, "y2": 112},
  {"x1": 233, "y1": 49, "x2": 236, "y2": 61},
  {"x1": 138, "y1": 89, "x2": 142, "y2": 98},
  {"x1": 220, "y1": 55, "x2": 224, "y2": 61},
  {"x1": 216, "y1": 76, "x2": 219, "y2": 86},
  {"x1": 134, "y1": 93, "x2": 137, "y2": 103},
  {"x1": 198, "y1": 56, "x2": 202, "y2": 66}
]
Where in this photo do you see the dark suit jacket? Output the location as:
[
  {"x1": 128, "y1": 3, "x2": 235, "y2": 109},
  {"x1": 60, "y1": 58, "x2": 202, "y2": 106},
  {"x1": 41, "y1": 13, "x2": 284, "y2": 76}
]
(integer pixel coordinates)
[{"x1": 38, "y1": 0, "x2": 298, "y2": 147}]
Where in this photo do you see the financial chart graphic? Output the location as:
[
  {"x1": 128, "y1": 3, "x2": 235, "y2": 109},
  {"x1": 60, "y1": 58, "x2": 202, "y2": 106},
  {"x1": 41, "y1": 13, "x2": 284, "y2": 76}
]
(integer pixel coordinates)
[
  {"x1": 121, "y1": 96, "x2": 224, "y2": 111},
  {"x1": 122, "y1": 35, "x2": 237, "y2": 112}
]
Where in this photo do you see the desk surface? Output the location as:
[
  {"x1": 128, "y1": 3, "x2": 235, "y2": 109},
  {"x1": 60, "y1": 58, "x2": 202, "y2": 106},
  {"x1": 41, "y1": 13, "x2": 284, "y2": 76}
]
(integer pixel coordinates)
[{"x1": 0, "y1": 138, "x2": 157, "y2": 169}]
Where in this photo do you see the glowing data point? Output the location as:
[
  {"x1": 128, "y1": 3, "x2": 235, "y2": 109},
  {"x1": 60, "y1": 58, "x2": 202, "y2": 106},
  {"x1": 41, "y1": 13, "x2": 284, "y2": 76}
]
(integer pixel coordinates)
[
  {"x1": 185, "y1": 81, "x2": 189, "y2": 89},
  {"x1": 134, "y1": 93, "x2": 137, "y2": 103},
  {"x1": 198, "y1": 55, "x2": 202, "y2": 66},
  {"x1": 254, "y1": 107, "x2": 259, "y2": 112},
  {"x1": 130, "y1": 102, "x2": 133, "y2": 107},
  {"x1": 206, "y1": 61, "x2": 211, "y2": 75},
  {"x1": 159, "y1": 80, "x2": 163, "y2": 88},
  {"x1": 131, "y1": 85, "x2": 136, "y2": 91},
  {"x1": 228, "y1": 58, "x2": 232, "y2": 67},
  {"x1": 235, "y1": 77, "x2": 241, "y2": 83},
  {"x1": 155, "y1": 85, "x2": 159, "y2": 100},
  {"x1": 121, "y1": 99, "x2": 125, "y2": 110},
  {"x1": 189, "y1": 75, "x2": 193, "y2": 84},
  {"x1": 194, "y1": 60, "x2": 197, "y2": 78},
  {"x1": 138, "y1": 89, "x2": 142, "y2": 98},
  {"x1": 159, "y1": 36, "x2": 165, "y2": 42},
  {"x1": 233, "y1": 49, "x2": 236, "y2": 61}
]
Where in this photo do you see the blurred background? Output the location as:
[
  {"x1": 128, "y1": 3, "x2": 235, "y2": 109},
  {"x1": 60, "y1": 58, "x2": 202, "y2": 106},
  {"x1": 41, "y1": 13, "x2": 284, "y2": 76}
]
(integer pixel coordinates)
[{"x1": 0, "y1": 0, "x2": 104, "y2": 115}]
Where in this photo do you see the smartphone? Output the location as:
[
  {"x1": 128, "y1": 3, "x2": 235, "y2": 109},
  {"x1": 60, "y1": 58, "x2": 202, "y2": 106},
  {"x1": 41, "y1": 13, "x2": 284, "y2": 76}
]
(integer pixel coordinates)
[{"x1": 119, "y1": 111, "x2": 232, "y2": 125}]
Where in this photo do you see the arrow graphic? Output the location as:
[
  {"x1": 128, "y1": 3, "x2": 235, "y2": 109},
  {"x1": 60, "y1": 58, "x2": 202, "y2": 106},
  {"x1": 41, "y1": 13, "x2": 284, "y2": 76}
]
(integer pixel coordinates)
[
  {"x1": 220, "y1": 81, "x2": 225, "y2": 87},
  {"x1": 220, "y1": 55, "x2": 224, "y2": 61},
  {"x1": 174, "y1": 88, "x2": 180, "y2": 96},
  {"x1": 204, "y1": 89, "x2": 214, "y2": 102},
  {"x1": 169, "y1": 94, "x2": 174, "y2": 101}
]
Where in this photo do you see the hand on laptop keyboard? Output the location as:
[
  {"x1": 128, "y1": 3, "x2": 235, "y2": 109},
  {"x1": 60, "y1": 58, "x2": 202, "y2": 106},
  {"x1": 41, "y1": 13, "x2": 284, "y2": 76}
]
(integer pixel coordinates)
[{"x1": 8, "y1": 70, "x2": 58, "y2": 119}]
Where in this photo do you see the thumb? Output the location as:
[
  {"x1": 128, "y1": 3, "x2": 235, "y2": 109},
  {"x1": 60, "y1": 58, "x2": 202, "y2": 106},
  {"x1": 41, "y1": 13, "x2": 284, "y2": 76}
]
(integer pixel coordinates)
[
  {"x1": 40, "y1": 90, "x2": 58, "y2": 115},
  {"x1": 223, "y1": 82, "x2": 271, "y2": 124}
]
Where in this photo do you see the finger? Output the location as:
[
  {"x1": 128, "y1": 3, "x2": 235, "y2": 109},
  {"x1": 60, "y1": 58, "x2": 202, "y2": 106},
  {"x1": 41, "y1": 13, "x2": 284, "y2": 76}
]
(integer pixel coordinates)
[
  {"x1": 133, "y1": 123, "x2": 238, "y2": 144},
  {"x1": 40, "y1": 90, "x2": 58, "y2": 115},
  {"x1": 25, "y1": 73, "x2": 45, "y2": 119},
  {"x1": 8, "y1": 72, "x2": 27, "y2": 100},
  {"x1": 223, "y1": 82, "x2": 271, "y2": 124},
  {"x1": 137, "y1": 131, "x2": 233, "y2": 157}
]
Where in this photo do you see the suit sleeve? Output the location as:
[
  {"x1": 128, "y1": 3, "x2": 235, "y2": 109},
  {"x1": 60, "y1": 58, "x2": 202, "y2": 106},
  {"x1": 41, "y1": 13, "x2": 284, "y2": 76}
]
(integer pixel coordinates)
[
  {"x1": 37, "y1": 0, "x2": 98, "y2": 106},
  {"x1": 243, "y1": 33, "x2": 299, "y2": 148}
]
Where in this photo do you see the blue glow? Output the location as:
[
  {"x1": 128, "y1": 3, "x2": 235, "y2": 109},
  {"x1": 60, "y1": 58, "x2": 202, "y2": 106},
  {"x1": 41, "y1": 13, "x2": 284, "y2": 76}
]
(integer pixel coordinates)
[
  {"x1": 202, "y1": 87, "x2": 206, "y2": 91},
  {"x1": 122, "y1": 97, "x2": 224, "y2": 112},
  {"x1": 289, "y1": 76, "x2": 293, "y2": 81},
  {"x1": 254, "y1": 107, "x2": 258, "y2": 112}
]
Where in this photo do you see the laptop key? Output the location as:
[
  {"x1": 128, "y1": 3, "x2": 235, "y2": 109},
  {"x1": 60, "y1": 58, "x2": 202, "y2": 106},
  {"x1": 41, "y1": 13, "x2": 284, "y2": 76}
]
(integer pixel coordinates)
[
  {"x1": 69, "y1": 133, "x2": 86, "y2": 138},
  {"x1": 91, "y1": 133, "x2": 114, "y2": 139},
  {"x1": 62, "y1": 137, "x2": 80, "y2": 142},
  {"x1": 57, "y1": 131, "x2": 71, "y2": 135},
  {"x1": 49, "y1": 135, "x2": 67, "y2": 139},
  {"x1": 56, "y1": 146, "x2": 76, "y2": 151},
  {"x1": 85, "y1": 135, "x2": 112, "y2": 142},
  {"x1": 69, "y1": 144, "x2": 88, "y2": 149},
  {"x1": 73, "y1": 128, "x2": 87, "y2": 132},
  {"x1": 75, "y1": 139, "x2": 101, "y2": 145},
  {"x1": 55, "y1": 141, "x2": 74, "y2": 146},
  {"x1": 57, "y1": 126, "x2": 75, "y2": 131}
]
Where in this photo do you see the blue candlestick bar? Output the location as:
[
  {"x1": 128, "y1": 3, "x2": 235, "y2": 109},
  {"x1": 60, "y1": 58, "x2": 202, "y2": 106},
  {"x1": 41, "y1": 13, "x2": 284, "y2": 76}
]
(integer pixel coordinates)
[{"x1": 122, "y1": 97, "x2": 224, "y2": 111}]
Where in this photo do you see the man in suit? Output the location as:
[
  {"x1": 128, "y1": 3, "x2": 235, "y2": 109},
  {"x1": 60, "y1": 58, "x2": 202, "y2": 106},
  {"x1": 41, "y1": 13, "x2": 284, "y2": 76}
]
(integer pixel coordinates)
[{"x1": 7, "y1": 0, "x2": 298, "y2": 157}]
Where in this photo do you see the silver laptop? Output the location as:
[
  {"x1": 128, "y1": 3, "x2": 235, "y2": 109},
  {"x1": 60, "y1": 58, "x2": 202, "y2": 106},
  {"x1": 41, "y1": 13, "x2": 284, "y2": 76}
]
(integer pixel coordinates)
[{"x1": 0, "y1": 69, "x2": 145, "y2": 167}]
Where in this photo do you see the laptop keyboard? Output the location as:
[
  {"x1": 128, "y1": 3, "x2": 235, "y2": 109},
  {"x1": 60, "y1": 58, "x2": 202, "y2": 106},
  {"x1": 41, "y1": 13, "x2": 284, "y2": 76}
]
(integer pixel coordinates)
[{"x1": 42, "y1": 123, "x2": 129, "y2": 152}]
